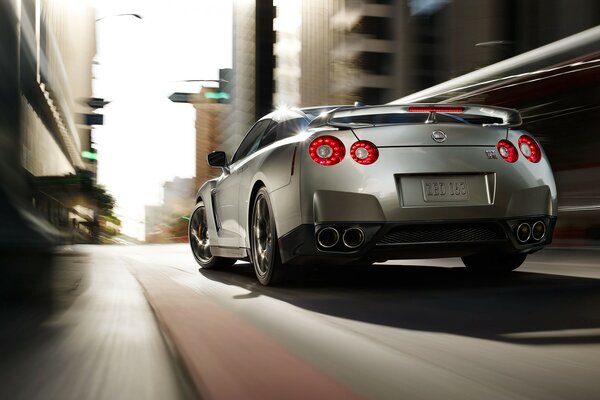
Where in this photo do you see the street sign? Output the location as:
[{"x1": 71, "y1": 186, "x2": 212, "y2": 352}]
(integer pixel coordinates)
[
  {"x1": 169, "y1": 92, "x2": 192, "y2": 103},
  {"x1": 86, "y1": 97, "x2": 110, "y2": 109},
  {"x1": 81, "y1": 150, "x2": 98, "y2": 161},
  {"x1": 204, "y1": 91, "x2": 230, "y2": 100},
  {"x1": 85, "y1": 113, "x2": 104, "y2": 125}
]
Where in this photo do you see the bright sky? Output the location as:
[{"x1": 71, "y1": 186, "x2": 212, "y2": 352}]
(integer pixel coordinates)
[{"x1": 92, "y1": 0, "x2": 232, "y2": 240}]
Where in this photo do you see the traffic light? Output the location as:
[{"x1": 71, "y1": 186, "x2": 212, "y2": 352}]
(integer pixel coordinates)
[
  {"x1": 81, "y1": 150, "x2": 98, "y2": 161},
  {"x1": 203, "y1": 91, "x2": 230, "y2": 101}
]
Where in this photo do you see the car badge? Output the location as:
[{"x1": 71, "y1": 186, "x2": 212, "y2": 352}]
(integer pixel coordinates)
[
  {"x1": 485, "y1": 149, "x2": 498, "y2": 159},
  {"x1": 431, "y1": 130, "x2": 447, "y2": 143}
]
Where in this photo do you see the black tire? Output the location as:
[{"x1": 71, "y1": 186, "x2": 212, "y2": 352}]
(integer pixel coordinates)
[
  {"x1": 189, "y1": 202, "x2": 236, "y2": 270},
  {"x1": 250, "y1": 187, "x2": 286, "y2": 285},
  {"x1": 462, "y1": 252, "x2": 527, "y2": 273}
]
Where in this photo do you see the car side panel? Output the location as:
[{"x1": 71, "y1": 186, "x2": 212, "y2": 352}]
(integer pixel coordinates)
[
  {"x1": 196, "y1": 178, "x2": 220, "y2": 245},
  {"x1": 212, "y1": 167, "x2": 244, "y2": 247}
]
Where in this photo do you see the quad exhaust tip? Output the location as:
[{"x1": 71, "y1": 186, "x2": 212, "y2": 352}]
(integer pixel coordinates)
[
  {"x1": 317, "y1": 227, "x2": 339, "y2": 248},
  {"x1": 516, "y1": 221, "x2": 546, "y2": 243},
  {"x1": 532, "y1": 221, "x2": 546, "y2": 241},
  {"x1": 317, "y1": 226, "x2": 365, "y2": 249},
  {"x1": 516, "y1": 222, "x2": 531, "y2": 243},
  {"x1": 343, "y1": 227, "x2": 365, "y2": 249}
]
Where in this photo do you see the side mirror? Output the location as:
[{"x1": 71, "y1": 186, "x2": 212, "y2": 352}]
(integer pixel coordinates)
[{"x1": 208, "y1": 151, "x2": 228, "y2": 169}]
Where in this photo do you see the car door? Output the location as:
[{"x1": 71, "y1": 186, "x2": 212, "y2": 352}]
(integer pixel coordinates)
[{"x1": 212, "y1": 119, "x2": 272, "y2": 248}]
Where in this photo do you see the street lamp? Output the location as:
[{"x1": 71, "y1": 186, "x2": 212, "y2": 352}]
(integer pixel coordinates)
[
  {"x1": 95, "y1": 13, "x2": 142, "y2": 22},
  {"x1": 475, "y1": 40, "x2": 514, "y2": 48},
  {"x1": 169, "y1": 79, "x2": 231, "y2": 104},
  {"x1": 475, "y1": 40, "x2": 516, "y2": 62}
]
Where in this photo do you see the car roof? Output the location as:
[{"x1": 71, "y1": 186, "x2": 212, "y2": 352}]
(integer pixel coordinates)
[
  {"x1": 259, "y1": 108, "x2": 307, "y2": 123},
  {"x1": 259, "y1": 105, "x2": 352, "y2": 123}
]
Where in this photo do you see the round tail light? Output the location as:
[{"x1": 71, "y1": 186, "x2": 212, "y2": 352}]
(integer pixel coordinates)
[
  {"x1": 518, "y1": 135, "x2": 542, "y2": 163},
  {"x1": 497, "y1": 139, "x2": 518, "y2": 163},
  {"x1": 350, "y1": 141, "x2": 379, "y2": 165},
  {"x1": 308, "y1": 136, "x2": 345, "y2": 166}
]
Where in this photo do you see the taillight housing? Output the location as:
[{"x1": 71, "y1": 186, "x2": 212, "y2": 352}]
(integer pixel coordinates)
[
  {"x1": 518, "y1": 135, "x2": 542, "y2": 163},
  {"x1": 309, "y1": 136, "x2": 345, "y2": 166},
  {"x1": 497, "y1": 139, "x2": 518, "y2": 163},
  {"x1": 350, "y1": 141, "x2": 378, "y2": 165}
]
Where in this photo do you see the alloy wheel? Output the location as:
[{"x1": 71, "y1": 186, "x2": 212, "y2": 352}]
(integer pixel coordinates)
[
  {"x1": 190, "y1": 205, "x2": 212, "y2": 263},
  {"x1": 252, "y1": 194, "x2": 273, "y2": 276}
]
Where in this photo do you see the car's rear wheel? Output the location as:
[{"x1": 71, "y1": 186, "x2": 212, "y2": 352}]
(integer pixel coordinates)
[
  {"x1": 189, "y1": 202, "x2": 236, "y2": 270},
  {"x1": 250, "y1": 188, "x2": 285, "y2": 285},
  {"x1": 461, "y1": 252, "x2": 527, "y2": 273}
]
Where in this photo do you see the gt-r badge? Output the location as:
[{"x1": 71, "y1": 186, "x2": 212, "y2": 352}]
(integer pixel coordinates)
[
  {"x1": 431, "y1": 130, "x2": 447, "y2": 143},
  {"x1": 485, "y1": 149, "x2": 498, "y2": 159}
]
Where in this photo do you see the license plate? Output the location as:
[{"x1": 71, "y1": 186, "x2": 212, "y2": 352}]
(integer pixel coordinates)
[{"x1": 422, "y1": 178, "x2": 469, "y2": 202}]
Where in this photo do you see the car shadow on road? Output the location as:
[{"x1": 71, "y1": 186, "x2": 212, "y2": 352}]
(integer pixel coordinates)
[{"x1": 199, "y1": 261, "x2": 600, "y2": 346}]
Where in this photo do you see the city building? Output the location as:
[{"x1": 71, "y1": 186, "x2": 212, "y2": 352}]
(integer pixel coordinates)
[
  {"x1": 330, "y1": 0, "x2": 600, "y2": 104},
  {"x1": 194, "y1": 75, "x2": 232, "y2": 189},
  {"x1": 0, "y1": 0, "x2": 98, "y2": 247},
  {"x1": 145, "y1": 177, "x2": 195, "y2": 243},
  {"x1": 222, "y1": 0, "x2": 600, "y2": 245},
  {"x1": 228, "y1": 0, "x2": 600, "y2": 128}
]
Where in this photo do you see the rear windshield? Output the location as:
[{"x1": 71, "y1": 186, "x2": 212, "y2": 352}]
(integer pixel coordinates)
[
  {"x1": 330, "y1": 112, "x2": 503, "y2": 126},
  {"x1": 302, "y1": 106, "x2": 344, "y2": 121}
]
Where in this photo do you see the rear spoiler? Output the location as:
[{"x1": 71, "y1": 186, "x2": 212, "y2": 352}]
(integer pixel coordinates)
[{"x1": 308, "y1": 104, "x2": 522, "y2": 129}]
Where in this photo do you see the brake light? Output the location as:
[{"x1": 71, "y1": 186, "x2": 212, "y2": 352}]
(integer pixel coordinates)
[
  {"x1": 518, "y1": 135, "x2": 541, "y2": 163},
  {"x1": 350, "y1": 141, "x2": 378, "y2": 165},
  {"x1": 407, "y1": 106, "x2": 465, "y2": 113},
  {"x1": 309, "y1": 136, "x2": 345, "y2": 166},
  {"x1": 497, "y1": 139, "x2": 518, "y2": 163}
]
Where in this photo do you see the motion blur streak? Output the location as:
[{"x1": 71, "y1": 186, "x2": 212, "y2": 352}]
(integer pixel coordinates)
[
  {"x1": 1, "y1": 1, "x2": 600, "y2": 399},
  {"x1": 0, "y1": 247, "x2": 192, "y2": 400},
  {"x1": 503, "y1": 328, "x2": 600, "y2": 340}
]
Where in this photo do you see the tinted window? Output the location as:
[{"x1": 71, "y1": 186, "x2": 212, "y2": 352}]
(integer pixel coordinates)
[
  {"x1": 302, "y1": 106, "x2": 343, "y2": 120},
  {"x1": 330, "y1": 112, "x2": 501, "y2": 125},
  {"x1": 231, "y1": 119, "x2": 272, "y2": 163},
  {"x1": 256, "y1": 118, "x2": 309, "y2": 151},
  {"x1": 331, "y1": 113, "x2": 431, "y2": 125}
]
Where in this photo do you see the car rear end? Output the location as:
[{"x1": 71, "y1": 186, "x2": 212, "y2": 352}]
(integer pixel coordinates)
[{"x1": 279, "y1": 104, "x2": 557, "y2": 265}]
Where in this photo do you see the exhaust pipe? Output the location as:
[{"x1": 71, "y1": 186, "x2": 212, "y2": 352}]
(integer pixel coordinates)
[
  {"x1": 516, "y1": 222, "x2": 531, "y2": 243},
  {"x1": 532, "y1": 221, "x2": 546, "y2": 241},
  {"x1": 343, "y1": 227, "x2": 365, "y2": 249},
  {"x1": 317, "y1": 227, "x2": 339, "y2": 249}
]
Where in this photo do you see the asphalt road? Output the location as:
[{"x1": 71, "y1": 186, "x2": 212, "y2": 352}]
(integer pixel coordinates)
[
  {"x1": 2, "y1": 244, "x2": 599, "y2": 399},
  {"x1": 0, "y1": 246, "x2": 194, "y2": 400}
]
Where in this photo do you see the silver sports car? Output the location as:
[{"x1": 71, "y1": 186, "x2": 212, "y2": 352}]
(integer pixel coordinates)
[{"x1": 188, "y1": 104, "x2": 557, "y2": 285}]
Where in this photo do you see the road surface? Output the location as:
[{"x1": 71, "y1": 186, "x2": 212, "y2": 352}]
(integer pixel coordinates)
[{"x1": 1, "y1": 244, "x2": 599, "y2": 399}]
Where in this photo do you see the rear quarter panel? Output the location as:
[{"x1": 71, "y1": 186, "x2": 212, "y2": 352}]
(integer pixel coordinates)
[{"x1": 238, "y1": 138, "x2": 303, "y2": 247}]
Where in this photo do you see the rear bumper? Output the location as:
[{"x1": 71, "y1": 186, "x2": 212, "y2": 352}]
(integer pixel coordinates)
[{"x1": 278, "y1": 216, "x2": 557, "y2": 265}]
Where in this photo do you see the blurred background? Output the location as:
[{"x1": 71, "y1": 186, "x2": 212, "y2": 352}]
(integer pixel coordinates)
[
  {"x1": 1, "y1": 1, "x2": 600, "y2": 399},
  {"x1": 2, "y1": 0, "x2": 599, "y2": 254}
]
